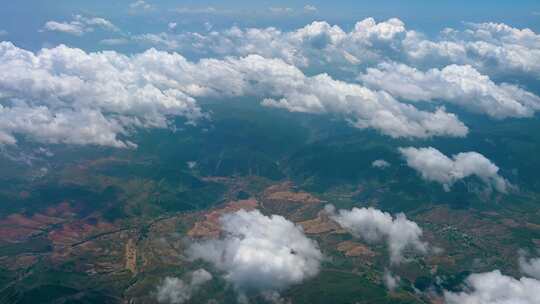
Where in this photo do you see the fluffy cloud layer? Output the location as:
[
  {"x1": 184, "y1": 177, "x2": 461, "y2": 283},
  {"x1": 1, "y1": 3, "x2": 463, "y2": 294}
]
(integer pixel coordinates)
[
  {"x1": 399, "y1": 147, "x2": 509, "y2": 193},
  {"x1": 42, "y1": 15, "x2": 118, "y2": 36},
  {"x1": 519, "y1": 254, "x2": 540, "y2": 280},
  {"x1": 0, "y1": 42, "x2": 202, "y2": 147},
  {"x1": 187, "y1": 210, "x2": 322, "y2": 294},
  {"x1": 326, "y1": 205, "x2": 427, "y2": 264},
  {"x1": 139, "y1": 18, "x2": 540, "y2": 78},
  {"x1": 0, "y1": 42, "x2": 468, "y2": 148},
  {"x1": 133, "y1": 18, "x2": 404, "y2": 67},
  {"x1": 12, "y1": 19, "x2": 540, "y2": 148},
  {"x1": 407, "y1": 22, "x2": 540, "y2": 77},
  {"x1": 156, "y1": 269, "x2": 213, "y2": 304},
  {"x1": 443, "y1": 270, "x2": 540, "y2": 304},
  {"x1": 0, "y1": 104, "x2": 131, "y2": 148},
  {"x1": 128, "y1": 19, "x2": 540, "y2": 130},
  {"x1": 360, "y1": 63, "x2": 540, "y2": 119}
]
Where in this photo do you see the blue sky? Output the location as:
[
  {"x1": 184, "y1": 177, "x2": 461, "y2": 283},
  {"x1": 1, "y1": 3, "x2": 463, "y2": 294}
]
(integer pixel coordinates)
[{"x1": 1, "y1": 0, "x2": 539, "y2": 51}]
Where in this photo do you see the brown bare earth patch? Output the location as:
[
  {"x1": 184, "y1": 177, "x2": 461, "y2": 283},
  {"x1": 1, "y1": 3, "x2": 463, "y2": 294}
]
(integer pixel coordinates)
[
  {"x1": 299, "y1": 210, "x2": 342, "y2": 234},
  {"x1": 261, "y1": 182, "x2": 324, "y2": 221},
  {"x1": 427, "y1": 295, "x2": 445, "y2": 304},
  {"x1": 526, "y1": 222, "x2": 540, "y2": 230},
  {"x1": 48, "y1": 220, "x2": 116, "y2": 246},
  {"x1": 3, "y1": 254, "x2": 38, "y2": 271},
  {"x1": 419, "y1": 206, "x2": 509, "y2": 238},
  {"x1": 263, "y1": 182, "x2": 320, "y2": 204},
  {"x1": 125, "y1": 239, "x2": 137, "y2": 274},
  {"x1": 0, "y1": 213, "x2": 64, "y2": 242},
  {"x1": 188, "y1": 199, "x2": 258, "y2": 238},
  {"x1": 45, "y1": 202, "x2": 76, "y2": 218},
  {"x1": 337, "y1": 241, "x2": 375, "y2": 257},
  {"x1": 501, "y1": 218, "x2": 520, "y2": 228},
  {"x1": 426, "y1": 255, "x2": 456, "y2": 268},
  {"x1": 266, "y1": 191, "x2": 321, "y2": 204}
]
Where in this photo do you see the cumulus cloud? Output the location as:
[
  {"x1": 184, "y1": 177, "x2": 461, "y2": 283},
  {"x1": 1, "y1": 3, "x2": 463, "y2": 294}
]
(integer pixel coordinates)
[
  {"x1": 372, "y1": 159, "x2": 391, "y2": 169},
  {"x1": 443, "y1": 270, "x2": 540, "y2": 304},
  {"x1": 327, "y1": 205, "x2": 428, "y2": 264},
  {"x1": 399, "y1": 147, "x2": 509, "y2": 193},
  {"x1": 519, "y1": 253, "x2": 540, "y2": 280},
  {"x1": 360, "y1": 62, "x2": 540, "y2": 119},
  {"x1": 187, "y1": 210, "x2": 323, "y2": 296},
  {"x1": 0, "y1": 103, "x2": 133, "y2": 148},
  {"x1": 404, "y1": 22, "x2": 540, "y2": 78},
  {"x1": 42, "y1": 15, "x2": 118, "y2": 36},
  {"x1": 0, "y1": 42, "x2": 202, "y2": 147},
  {"x1": 260, "y1": 85, "x2": 468, "y2": 139},
  {"x1": 156, "y1": 269, "x2": 213, "y2": 304},
  {"x1": 137, "y1": 18, "x2": 395, "y2": 67},
  {"x1": 146, "y1": 18, "x2": 540, "y2": 79},
  {"x1": 0, "y1": 42, "x2": 468, "y2": 148}
]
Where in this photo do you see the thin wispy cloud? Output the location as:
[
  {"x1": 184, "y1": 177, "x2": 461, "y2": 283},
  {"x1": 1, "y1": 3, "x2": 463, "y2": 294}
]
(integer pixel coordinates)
[
  {"x1": 304, "y1": 5, "x2": 318, "y2": 12},
  {"x1": 41, "y1": 14, "x2": 118, "y2": 36},
  {"x1": 129, "y1": 0, "x2": 155, "y2": 13}
]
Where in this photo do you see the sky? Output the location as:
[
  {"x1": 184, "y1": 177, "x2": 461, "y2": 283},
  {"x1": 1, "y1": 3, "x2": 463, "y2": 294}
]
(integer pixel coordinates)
[{"x1": 1, "y1": 0, "x2": 539, "y2": 52}]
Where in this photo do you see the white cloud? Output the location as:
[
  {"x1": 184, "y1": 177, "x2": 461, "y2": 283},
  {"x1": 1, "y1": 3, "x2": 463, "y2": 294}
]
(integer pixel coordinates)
[
  {"x1": 327, "y1": 205, "x2": 428, "y2": 264},
  {"x1": 132, "y1": 33, "x2": 180, "y2": 49},
  {"x1": 174, "y1": 7, "x2": 226, "y2": 15},
  {"x1": 519, "y1": 253, "x2": 540, "y2": 280},
  {"x1": 360, "y1": 62, "x2": 540, "y2": 119},
  {"x1": 0, "y1": 42, "x2": 202, "y2": 147},
  {"x1": 0, "y1": 42, "x2": 468, "y2": 148},
  {"x1": 42, "y1": 15, "x2": 118, "y2": 36},
  {"x1": 0, "y1": 103, "x2": 133, "y2": 148},
  {"x1": 383, "y1": 269, "x2": 400, "y2": 291},
  {"x1": 129, "y1": 0, "x2": 155, "y2": 12},
  {"x1": 156, "y1": 269, "x2": 212, "y2": 304},
  {"x1": 99, "y1": 38, "x2": 130, "y2": 46},
  {"x1": 187, "y1": 210, "x2": 323, "y2": 295},
  {"x1": 43, "y1": 21, "x2": 85, "y2": 36},
  {"x1": 79, "y1": 15, "x2": 118, "y2": 32},
  {"x1": 254, "y1": 70, "x2": 468, "y2": 139},
  {"x1": 372, "y1": 159, "x2": 391, "y2": 169},
  {"x1": 150, "y1": 19, "x2": 540, "y2": 79},
  {"x1": 133, "y1": 18, "x2": 405, "y2": 67},
  {"x1": 269, "y1": 7, "x2": 294, "y2": 14},
  {"x1": 304, "y1": 5, "x2": 318, "y2": 12},
  {"x1": 399, "y1": 147, "x2": 509, "y2": 193},
  {"x1": 0, "y1": 30, "x2": 8, "y2": 36},
  {"x1": 168, "y1": 22, "x2": 178, "y2": 30},
  {"x1": 404, "y1": 22, "x2": 540, "y2": 77},
  {"x1": 443, "y1": 270, "x2": 540, "y2": 304}
]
